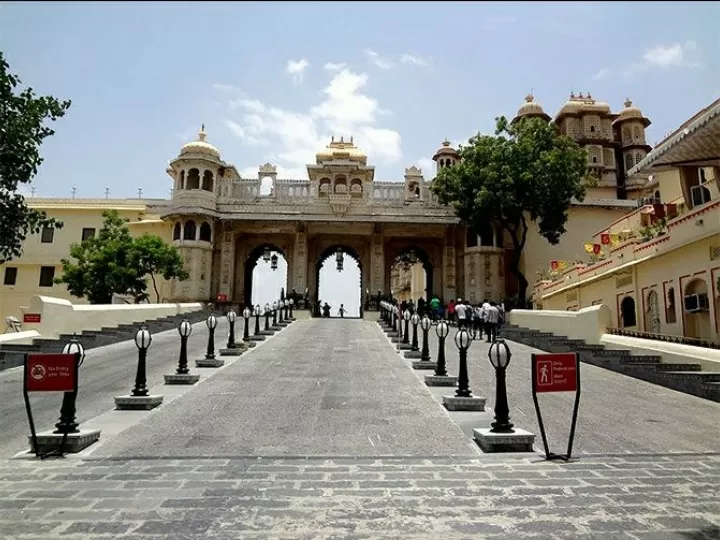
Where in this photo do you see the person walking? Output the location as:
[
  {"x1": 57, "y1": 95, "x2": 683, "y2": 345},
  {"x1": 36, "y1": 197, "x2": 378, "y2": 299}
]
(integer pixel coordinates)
[
  {"x1": 485, "y1": 301, "x2": 501, "y2": 342},
  {"x1": 339, "y1": 304, "x2": 346, "y2": 318},
  {"x1": 455, "y1": 299, "x2": 468, "y2": 330}
]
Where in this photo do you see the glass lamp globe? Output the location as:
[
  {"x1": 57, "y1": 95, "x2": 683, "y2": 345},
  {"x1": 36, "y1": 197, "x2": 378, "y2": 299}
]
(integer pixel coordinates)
[
  {"x1": 134, "y1": 325, "x2": 152, "y2": 350},
  {"x1": 435, "y1": 320, "x2": 449, "y2": 338},
  {"x1": 242, "y1": 307, "x2": 252, "y2": 319},
  {"x1": 226, "y1": 310, "x2": 237, "y2": 323},
  {"x1": 420, "y1": 316, "x2": 431, "y2": 331},
  {"x1": 178, "y1": 318, "x2": 192, "y2": 337},
  {"x1": 454, "y1": 328, "x2": 472, "y2": 351},
  {"x1": 403, "y1": 310, "x2": 411, "y2": 321},
  {"x1": 489, "y1": 339, "x2": 512, "y2": 369},
  {"x1": 410, "y1": 313, "x2": 420, "y2": 325},
  {"x1": 206, "y1": 313, "x2": 217, "y2": 330}
]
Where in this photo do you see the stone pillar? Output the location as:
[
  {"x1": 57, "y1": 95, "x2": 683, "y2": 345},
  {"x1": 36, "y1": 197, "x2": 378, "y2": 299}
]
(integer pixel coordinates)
[
  {"x1": 443, "y1": 227, "x2": 457, "y2": 301},
  {"x1": 293, "y1": 224, "x2": 308, "y2": 293},
  {"x1": 371, "y1": 225, "x2": 384, "y2": 294},
  {"x1": 219, "y1": 225, "x2": 236, "y2": 300}
]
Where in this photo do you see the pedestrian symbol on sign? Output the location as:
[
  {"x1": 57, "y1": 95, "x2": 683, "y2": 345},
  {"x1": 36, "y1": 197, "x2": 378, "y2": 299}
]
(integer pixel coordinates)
[{"x1": 537, "y1": 360, "x2": 551, "y2": 386}]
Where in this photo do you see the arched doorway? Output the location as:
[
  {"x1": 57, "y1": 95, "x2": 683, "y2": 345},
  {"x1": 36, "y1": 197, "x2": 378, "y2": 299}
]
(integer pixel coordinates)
[
  {"x1": 683, "y1": 278, "x2": 711, "y2": 340},
  {"x1": 645, "y1": 290, "x2": 661, "y2": 334},
  {"x1": 620, "y1": 296, "x2": 637, "y2": 328},
  {"x1": 316, "y1": 245, "x2": 362, "y2": 318},
  {"x1": 243, "y1": 244, "x2": 288, "y2": 307},
  {"x1": 388, "y1": 246, "x2": 433, "y2": 304}
]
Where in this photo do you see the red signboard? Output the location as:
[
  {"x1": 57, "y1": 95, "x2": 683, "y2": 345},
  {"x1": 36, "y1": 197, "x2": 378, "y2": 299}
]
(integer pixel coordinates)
[
  {"x1": 533, "y1": 353, "x2": 578, "y2": 393},
  {"x1": 25, "y1": 354, "x2": 77, "y2": 393},
  {"x1": 216, "y1": 293, "x2": 228, "y2": 303},
  {"x1": 23, "y1": 313, "x2": 42, "y2": 324}
]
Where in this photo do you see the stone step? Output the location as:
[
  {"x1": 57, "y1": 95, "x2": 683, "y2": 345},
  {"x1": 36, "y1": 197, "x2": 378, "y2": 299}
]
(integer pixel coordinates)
[
  {"x1": 660, "y1": 371, "x2": 720, "y2": 383},
  {"x1": 619, "y1": 355, "x2": 662, "y2": 364}
]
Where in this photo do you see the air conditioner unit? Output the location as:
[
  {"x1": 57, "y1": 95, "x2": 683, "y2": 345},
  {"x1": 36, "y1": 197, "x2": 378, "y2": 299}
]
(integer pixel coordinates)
[
  {"x1": 684, "y1": 293, "x2": 710, "y2": 312},
  {"x1": 691, "y1": 185, "x2": 710, "y2": 207}
]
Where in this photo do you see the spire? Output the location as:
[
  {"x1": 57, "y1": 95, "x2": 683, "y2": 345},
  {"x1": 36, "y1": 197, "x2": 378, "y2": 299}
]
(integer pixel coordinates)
[
  {"x1": 198, "y1": 124, "x2": 207, "y2": 142},
  {"x1": 624, "y1": 98, "x2": 633, "y2": 108}
]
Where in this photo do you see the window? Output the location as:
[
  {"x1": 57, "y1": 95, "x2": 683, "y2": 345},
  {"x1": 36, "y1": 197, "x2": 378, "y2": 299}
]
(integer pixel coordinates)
[
  {"x1": 666, "y1": 287, "x2": 677, "y2": 324},
  {"x1": 590, "y1": 125, "x2": 596, "y2": 133},
  {"x1": 620, "y1": 296, "x2": 637, "y2": 327},
  {"x1": 41, "y1": 227, "x2": 54, "y2": 243},
  {"x1": 3, "y1": 267, "x2": 18, "y2": 286},
  {"x1": 39, "y1": 266, "x2": 55, "y2": 287},
  {"x1": 81, "y1": 228, "x2": 96, "y2": 241}
]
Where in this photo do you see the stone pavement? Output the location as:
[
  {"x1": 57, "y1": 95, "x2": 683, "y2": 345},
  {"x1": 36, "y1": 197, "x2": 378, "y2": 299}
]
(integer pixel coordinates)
[{"x1": 1, "y1": 318, "x2": 719, "y2": 539}]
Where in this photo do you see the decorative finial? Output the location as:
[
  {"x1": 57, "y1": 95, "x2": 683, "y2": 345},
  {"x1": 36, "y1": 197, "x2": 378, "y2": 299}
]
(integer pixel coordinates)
[
  {"x1": 586, "y1": 93, "x2": 592, "y2": 100},
  {"x1": 198, "y1": 124, "x2": 207, "y2": 142},
  {"x1": 340, "y1": 135, "x2": 344, "y2": 143},
  {"x1": 624, "y1": 98, "x2": 633, "y2": 108},
  {"x1": 350, "y1": 135, "x2": 354, "y2": 144},
  {"x1": 442, "y1": 139, "x2": 451, "y2": 147},
  {"x1": 331, "y1": 135, "x2": 335, "y2": 143},
  {"x1": 525, "y1": 93, "x2": 534, "y2": 102}
]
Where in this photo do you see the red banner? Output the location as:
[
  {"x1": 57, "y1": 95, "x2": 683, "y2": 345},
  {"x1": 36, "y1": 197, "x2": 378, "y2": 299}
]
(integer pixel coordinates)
[
  {"x1": 25, "y1": 354, "x2": 77, "y2": 393},
  {"x1": 600, "y1": 233, "x2": 610, "y2": 245},
  {"x1": 592, "y1": 243, "x2": 601, "y2": 255},
  {"x1": 216, "y1": 293, "x2": 228, "y2": 303},
  {"x1": 23, "y1": 313, "x2": 41, "y2": 324},
  {"x1": 533, "y1": 353, "x2": 578, "y2": 393},
  {"x1": 550, "y1": 260, "x2": 559, "y2": 271}
]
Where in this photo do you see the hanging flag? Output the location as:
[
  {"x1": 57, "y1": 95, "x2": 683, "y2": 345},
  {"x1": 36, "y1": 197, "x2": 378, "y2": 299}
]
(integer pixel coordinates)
[
  {"x1": 550, "y1": 260, "x2": 559, "y2": 271},
  {"x1": 601, "y1": 233, "x2": 610, "y2": 245},
  {"x1": 584, "y1": 243, "x2": 594, "y2": 253},
  {"x1": 610, "y1": 233, "x2": 620, "y2": 245},
  {"x1": 593, "y1": 244, "x2": 601, "y2": 255},
  {"x1": 558, "y1": 260, "x2": 569, "y2": 270}
]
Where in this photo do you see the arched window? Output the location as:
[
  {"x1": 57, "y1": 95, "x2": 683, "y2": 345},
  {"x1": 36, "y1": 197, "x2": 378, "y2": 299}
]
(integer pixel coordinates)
[
  {"x1": 179, "y1": 170, "x2": 185, "y2": 190},
  {"x1": 625, "y1": 154, "x2": 634, "y2": 172},
  {"x1": 173, "y1": 222, "x2": 181, "y2": 241},
  {"x1": 479, "y1": 223, "x2": 494, "y2": 247},
  {"x1": 199, "y1": 222, "x2": 212, "y2": 242},
  {"x1": 666, "y1": 287, "x2": 676, "y2": 323},
  {"x1": 202, "y1": 170, "x2": 214, "y2": 191},
  {"x1": 183, "y1": 220, "x2": 196, "y2": 241},
  {"x1": 186, "y1": 169, "x2": 200, "y2": 190},
  {"x1": 466, "y1": 228, "x2": 478, "y2": 248},
  {"x1": 620, "y1": 296, "x2": 637, "y2": 328}
]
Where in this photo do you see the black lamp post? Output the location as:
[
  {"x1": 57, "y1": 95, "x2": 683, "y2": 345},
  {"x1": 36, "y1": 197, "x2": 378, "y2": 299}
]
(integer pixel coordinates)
[
  {"x1": 410, "y1": 312, "x2": 420, "y2": 351},
  {"x1": 393, "y1": 306, "x2": 399, "y2": 333},
  {"x1": 434, "y1": 320, "x2": 449, "y2": 376},
  {"x1": 254, "y1": 304, "x2": 261, "y2": 335},
  {"x1": 242, "y1": 307, "x2": 251, "y2": 341},
  {"x1": 226, "y1": 309, "x2": 237, "y2": 348},
  {"x1": 54, "y1": 335, "x2": 85, "y2": 434},
  {"x1": 453, "y1": 328, "x2": 473, "y2": 398},
  {"x1": 272, "y1": 301, "x2": 278, "y2": 326},
  {"x1": 420, "y1": 315, "x2": 431, "y2": 361},
  {"x1": 176, "y1": 318, "x2": 192, "y2": 375},
  {"x1": 402, "y1": 309, "x2": 410, "y2": 344},
  {"x1": 488, "y1": 339, "x2": 514, "y2": 433},
  {"x1": 289, "y1": 299, "x2": 294, "y2": 318},
  {"x1": 264, "y1": 303, "x2": 271, "y2": 331},
  {"x1": 205, "y1": 313, "x2": 217, "y2": 360},
  {"x1": 130, "y1": 325, "x2": 152, "y2": 397},
  {"x1": 283, "y1": 300, "x2": 288, "y2": 320}
]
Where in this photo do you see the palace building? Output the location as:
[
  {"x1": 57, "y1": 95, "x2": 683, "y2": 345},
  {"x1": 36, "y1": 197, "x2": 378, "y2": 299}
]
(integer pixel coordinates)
[{"x1": 4, "y1": 93, "x2": 688, "y2": 332}]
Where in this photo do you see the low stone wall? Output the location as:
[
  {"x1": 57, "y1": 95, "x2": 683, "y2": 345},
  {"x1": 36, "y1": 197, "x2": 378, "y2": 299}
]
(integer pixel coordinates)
[
  {"x1": 0, "y1": 330, "x2": 41, "y2": 345},
  {"x1": 600, "y1": 334, "x2": 720, "y2": 372},
  {"x1": 19, "y1": 295, "x2": 204, "y2": 338},
  {"x1": 507, "y1": 305, "x2": 612, "y2": 345}
]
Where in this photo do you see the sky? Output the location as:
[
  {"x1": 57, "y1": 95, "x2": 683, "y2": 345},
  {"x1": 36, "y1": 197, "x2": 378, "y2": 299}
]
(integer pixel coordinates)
[{"x1": 1, "y1": 1, "x2": 718, "y2": 309}]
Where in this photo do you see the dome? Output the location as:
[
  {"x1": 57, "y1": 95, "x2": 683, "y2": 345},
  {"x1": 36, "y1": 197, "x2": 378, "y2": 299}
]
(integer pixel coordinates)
[
  {"x1": 180, "y1": 125, "x2": 221, "y2": 159},
  {"x1": 432, "y1": 139, "x2": 460, "y2": 161},
  {"x1": 513, "y1": 94, "x2": 551, "y2": 123},
  {"x1": 612, "y1": 98, "x2": 651, "y2": 127},
  {"x1": 555, "y1": 92, "x2": 611, "y2": 122},
  {"x1": 316, "y1": 136, "x2": 367, "y2": 164}
]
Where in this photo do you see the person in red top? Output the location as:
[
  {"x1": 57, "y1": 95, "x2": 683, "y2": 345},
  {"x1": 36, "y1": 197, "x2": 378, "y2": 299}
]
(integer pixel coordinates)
[{"x1": 447, "y1": 299, "x2": 456, "y2": 324}]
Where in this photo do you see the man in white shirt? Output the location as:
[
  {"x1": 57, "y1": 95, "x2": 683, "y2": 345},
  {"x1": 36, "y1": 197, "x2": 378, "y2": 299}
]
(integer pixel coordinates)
[
  {"x1": 480, "y1": 299, "x2": 491, "y2": 340},
  {"x1": 455, "y1": 300, "x2": 468, "y2": 329},
  {"x1": 484, "y1": 301, "x2": 500, "y2": 342}
]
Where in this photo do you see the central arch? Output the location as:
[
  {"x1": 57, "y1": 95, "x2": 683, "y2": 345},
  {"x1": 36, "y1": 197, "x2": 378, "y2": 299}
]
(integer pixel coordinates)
[
  {"x1": 243, "y1": 244, "x2": 288, "y2": 306},
  {"x1": 387, "y1": 245, "x2": 434, "y2": 303},
  {"x1": 315, "y1": 244, "x2": 363, "y2": 318}
]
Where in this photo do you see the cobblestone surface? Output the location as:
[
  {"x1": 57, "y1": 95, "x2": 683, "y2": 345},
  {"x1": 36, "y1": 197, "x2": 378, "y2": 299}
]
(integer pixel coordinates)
[{"x1": 0, "y1": 454, "x2": 718, "y2": 539}]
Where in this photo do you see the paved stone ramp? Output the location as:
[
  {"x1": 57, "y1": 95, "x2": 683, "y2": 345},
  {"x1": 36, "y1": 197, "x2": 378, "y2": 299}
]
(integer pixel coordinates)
[
  {"x1": 1, "y1": 453, "x2": 718, "y2": 539},
  {"x1": 92, "y1": 319, "x2": 480, "y2": 458}
]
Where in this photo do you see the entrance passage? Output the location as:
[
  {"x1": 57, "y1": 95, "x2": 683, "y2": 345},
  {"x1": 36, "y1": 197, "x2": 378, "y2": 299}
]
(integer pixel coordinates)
[
  {"x1": 246, "y1": 245, "x2": 288, "y2": 307},
  {"x1": 317, "y1": 246, "x2": 361, "y2": 317},
  {"x1": 390, "y1": 248, "x2": 431, "y2": 304}
]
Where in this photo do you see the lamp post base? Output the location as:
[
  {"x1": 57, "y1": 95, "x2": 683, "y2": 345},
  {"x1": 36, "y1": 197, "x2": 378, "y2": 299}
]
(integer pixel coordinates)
[
  {"x1": 114, "y1": 395, "x2": 164, "y2": 410},
  {"x1": 412, "y1": 360, "x2": 437, "y2": 370},
  {"x1": 249, "y1": 335, "x2": 267, "y2": 342},
  {"x1": 442, "y1": 395, "x2": 486, "y2": 411},
  {"x1": 473, "y1": 428, "x2": 535, "y2": 453},
  {"x1": 28, "y1": 429, "x2": 101, "y2": 454},
  {"x1": 397, "y1": 343, "x2": 413, "y2": 351},
  {"x1": 424, "y1": 375, "x2": 458, "y2": 386},
  {"x1": 164, "y1": 373, "x2": 200, "y2": 385},
  {"x1": 404, "y1": 350, "x2": 423, "y2": 359},
  {"x1": 195, "y1": 358, "x2": 225, "y2": 368}
]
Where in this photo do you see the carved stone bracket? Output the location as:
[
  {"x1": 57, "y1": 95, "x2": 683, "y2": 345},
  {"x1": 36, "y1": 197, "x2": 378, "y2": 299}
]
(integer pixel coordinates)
[{"x1": 329, "y1": 194, "x2": 352, "y2": 216}]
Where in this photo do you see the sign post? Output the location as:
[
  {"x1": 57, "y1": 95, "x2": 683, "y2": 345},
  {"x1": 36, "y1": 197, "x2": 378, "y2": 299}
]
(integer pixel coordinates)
[
  {"x1": 23, "y1": 353, "x2": 79, "y2": 459},
  {"x1": 531, "y1": 352, "x2": 581, "y2": 461}
]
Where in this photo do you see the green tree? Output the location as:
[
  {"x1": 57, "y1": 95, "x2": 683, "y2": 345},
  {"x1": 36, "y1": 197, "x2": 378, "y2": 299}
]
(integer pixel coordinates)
[
  {"x1": 130, "y1": 234, "x2": 189, "y2": 303},
  {"x1": 57, "y1": 210, "x2": 188, "y2": 304},
  {"x1": 0, "y1": 51, "x2": 71, "y2": 263},
  {"x1": 431, "y1": 116, "x2": 589, "y2": 307}
]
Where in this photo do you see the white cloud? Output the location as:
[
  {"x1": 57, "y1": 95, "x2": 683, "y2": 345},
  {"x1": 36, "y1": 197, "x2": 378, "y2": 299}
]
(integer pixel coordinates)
[
  {"x1": 324, "y1": 62, "x2": 347, "y2": 72},
  {"x1": 592, "y1": 68, "x2": 610, "y2": 81},
  {"x1": 400, "y1": 54, "x2": 431, "y2": 68},
  {"x1": 286, "y1": 59, "x2": 310, "y2": 84},
  {"x1": 624, "y1": 41, "x2": 701, "y2": 76},
  {"x1": 364, "y1": 49, "x2": 394, "y2": 70},
  {"x1": 216, "y1": 66, "x2": 402, "y2": 179},
  {"x1": 417, "y1": 157, "x2": 435, "y2": 179}
]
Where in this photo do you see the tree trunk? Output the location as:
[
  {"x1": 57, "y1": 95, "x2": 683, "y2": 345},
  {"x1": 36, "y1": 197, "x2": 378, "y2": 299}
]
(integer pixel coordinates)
[
  {"x1": 151, "y1": 273, "x2": 160, "y2": 303},
  {"x1": 507, "y1": 251, "x2": 529, "y2": 308}
]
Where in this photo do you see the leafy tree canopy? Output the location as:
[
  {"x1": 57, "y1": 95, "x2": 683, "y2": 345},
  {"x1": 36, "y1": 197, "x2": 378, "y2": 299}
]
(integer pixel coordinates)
[
  {"x1": 57, "y1": 210, "x2": 189, "y2": 304},
  {"x1": 431, "y1": 116, "x2": 589, "y2": 306},
  {"x1": 0, "y1": 51, "x2": 71, "y2": 263}
]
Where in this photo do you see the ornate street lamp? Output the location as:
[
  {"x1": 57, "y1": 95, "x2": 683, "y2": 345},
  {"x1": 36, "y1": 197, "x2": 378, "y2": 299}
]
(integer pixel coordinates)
[
  {"x1": 488, "y1": 339, "x2": 514, "y2": 433},
  {"x1": 420, "y1": 316, "x2": 432, "y2": 361},
  {"x1": 289, "y1": 298, "x2": 294, "y2": 318},
  {"x1": 226, "y1": 309, "x2": 237, "y2": 349},
  {"x1": 242, "y1": 307, "x2": 252, "y2": 341},
  {"x1": 264, "y1": 303, "x2": 271, "y2": 331},
  {"x1": 453, "y1": 328, "x2": 473, "y2": 398},
  {"x1": 402, "y1": 309, "x2": 411, "y2": 345},
  {"x1": 254, "y1": 304, "x2": 261, "y2": 335},
  {"x1": 410, "y1": 312, "x2": 420, "y2": 351},
  {"x1": 175, "y1": 318, "x2": 192, "y2": 375},
  {"x1": 54, "y1": 335, "x2": 85, "y2": 434},
  {"x1": 284, "y1": 299, "x2": 290, "y2": 320},
  {"x1": 263, "y1": 246, "x2": 271, "y2": 262},
  {"x1": 205, "y1": 313, "x2": 217, "y2": 360},
  {"x1": 130, "y1": 325, "x2": 152, "y2": 397},
  {"x1": 270, "y1": 253, "x2": 278, "y2": 271},
  {"x1": 393, "y1": 306, "x2": 399, "y2": 333},
  {"x1": 272, "y1": 301, "x2": 278, "y2": 326},
  {"x1": 336, "y1": 247, "x2": 344, "y2": 272},
  {"x1": 434, "y1": 320, "x2": 449, "y2": 377}
]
